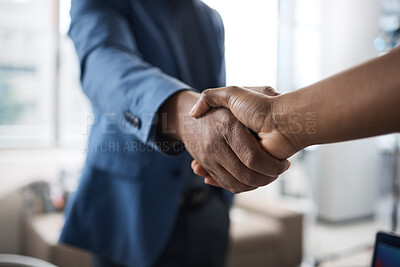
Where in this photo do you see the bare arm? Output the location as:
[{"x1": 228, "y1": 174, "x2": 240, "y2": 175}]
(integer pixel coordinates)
[
  {"x1": 279, "y1": 46, "x2": 400, "y2": 153},
  {"x1": 190, "y1": 47, "x2": 400, "y2": 161}
]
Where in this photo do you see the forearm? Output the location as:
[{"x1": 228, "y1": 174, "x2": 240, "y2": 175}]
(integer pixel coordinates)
[
  {"x1": 279, "y1": 47, "x2": 400, "y2": 149},
  {"x1": 70, "y1": 0, "x2": 196, "y2": 146}
]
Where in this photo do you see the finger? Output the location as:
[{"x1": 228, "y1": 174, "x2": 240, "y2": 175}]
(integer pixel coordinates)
[
  {"x1": 227, "y1": 123, "x2": 291, "y2": 177},
  {"x1": 258, "y1": 132, "x2": 297, "y2": 160},
  {"x1": 191, "y1": 159, "x2": 197, "y2": 170},
  {"x1": 204, "y1": 177, "x2": 221, "y2": 187},
  {"x1": 191, "y1": 158, "x2": 240, "y2": 190},
  {"x1": 191, "y1": 160, "x2": 221, "y2": 186},
  {"x1": 191, "y1": 160, "x2": 210, "y2": 177},
  {"x1": 190, "y1": 87, "x2": 233, "y2": 118},
  {"x1": 207, "y1": 164, "x2": 257, "y2": 194},
  {"x1": 243, "y1": 86, "x2": 280, "y2": 96},
  {"x1": 192, "y1": 161, "x2": 225, "y2": 188},
  {"x1": 217, "y1": 143, "x2": 279, "y2": 187},
  {"x1": 192, "y1": 157, "x2": 250, "y2": 192},
  {"x1": 190, "y1": 86, "x2": 279, "y2": 118}
]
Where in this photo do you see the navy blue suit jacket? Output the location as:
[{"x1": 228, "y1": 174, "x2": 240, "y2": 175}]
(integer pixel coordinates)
[{"x1": 59, "y1": 0, "x2": 233, "y2": 266}]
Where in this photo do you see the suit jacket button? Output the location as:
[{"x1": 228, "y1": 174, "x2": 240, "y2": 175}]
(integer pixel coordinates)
[
  {"x1": 132, "y1": 116, "x2": 141, "y2": 129},
  {"x1": 124, "y1": 110, "x2": 142, "y2": 129}
]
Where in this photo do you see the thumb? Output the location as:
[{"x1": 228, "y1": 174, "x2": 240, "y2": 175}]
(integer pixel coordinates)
[
  {"x1": 190, "y1": 87, "x2": 233, "y2": 118},
  {"x1": 258, "y1": 131, "x2": 297, "y2": 160}
]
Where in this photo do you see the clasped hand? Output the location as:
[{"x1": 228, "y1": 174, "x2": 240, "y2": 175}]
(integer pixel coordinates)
[{"x1": 188, "y1": 86, "x2": 299, "y2": 192}]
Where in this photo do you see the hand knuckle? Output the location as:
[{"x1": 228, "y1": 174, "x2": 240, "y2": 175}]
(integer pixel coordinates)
[
  {"x1": 202, "y1": 89, "x2": 212, "y2": 98},
  {"x1": 260, "y1": 87, "x2": 270, "y2": 94},
  {"x1": 203, "y1": 140, "x2": 212, "y2": 153},
  {"x1": 242, "y1": 149, "x2": 258, "y2": 169},
  {"x1": 222, "y1": 119, "x2": 234, "y2": 131},
  {"x1": 239, "y1": 172, "x2": 254, "y2": 186},
  {"x1": 216, "y1": 119, "x2": 233, "y2": 138}
]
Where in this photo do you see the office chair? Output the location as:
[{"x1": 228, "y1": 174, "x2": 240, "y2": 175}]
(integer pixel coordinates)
[{"x1": 0, "y1": 254, "x2": 57, "y2": 267}]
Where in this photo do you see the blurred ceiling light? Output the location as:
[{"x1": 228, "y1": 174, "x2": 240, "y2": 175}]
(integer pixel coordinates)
[{"x1": 374, "y1": 36, "x2": 387, "y2": 52}]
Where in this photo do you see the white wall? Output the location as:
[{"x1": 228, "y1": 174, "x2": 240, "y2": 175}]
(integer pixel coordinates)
[
  {"x1": 0, "y1": 149, "x2": 85, "y2": 199},
  {"x1": 320, "y1": 0, "x2": 381, "y2": 77},
  {"x1": 0, "y1": 149, "x2": 85, "y2": 253}
]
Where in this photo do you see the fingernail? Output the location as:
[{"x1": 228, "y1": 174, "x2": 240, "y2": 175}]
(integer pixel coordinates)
[{"x1": 189, "y1": 104, "x2": 197, "y2": 117}]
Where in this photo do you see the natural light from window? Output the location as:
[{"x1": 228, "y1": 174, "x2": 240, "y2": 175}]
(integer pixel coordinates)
[
  {"x1": 203, "y1": 0, "x2": 279, "y2": 86},
  {"x1": 0, "y1": 0, "x2": 279, "y2": 149}
]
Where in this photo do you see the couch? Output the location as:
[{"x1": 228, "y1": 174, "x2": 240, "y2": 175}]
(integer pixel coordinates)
[{"x1": 0, "y1": 190, "x2": 303, "y2": 267}]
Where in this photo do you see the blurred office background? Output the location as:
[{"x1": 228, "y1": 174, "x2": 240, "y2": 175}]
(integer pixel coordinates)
[{"x1": 0, "y1": 0, "x2": 399, "y2": 266}]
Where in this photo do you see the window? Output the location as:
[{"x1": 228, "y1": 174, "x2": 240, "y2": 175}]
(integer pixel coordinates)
[
  {"x1": 203, "y1": 0, "x2": 279, "y2": 86},
  {"x1": 278, "y1": 0, "x2": 322, "y2": 92},
  {"x1": 0, "y1": 0, "x2": 280, "y2": 149},
  {"x1": 0, "y1": 0, "x2": 91, "y2": 149},
  {"x1": 0, "y1": 0, "x2": 58, "y2": 147},
  {"x1": 58, "y1": 0, "x2": 91, "y2": 148}
]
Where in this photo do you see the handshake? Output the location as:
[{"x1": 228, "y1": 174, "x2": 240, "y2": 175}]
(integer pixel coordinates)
[
  {"x1": 160, "y1": 86, "x2": 310, "y2": 194},
  {"x1": 159, "y1": 48, "x2": 400, "y2": 194}
]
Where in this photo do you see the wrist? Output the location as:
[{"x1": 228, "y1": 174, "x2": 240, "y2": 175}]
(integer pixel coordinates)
[
  {"x1": 158, "y1": 90, "x2": 200, "y2": 141},
  {"x1": 274, "y1": 92, "x2": 311, "y2": 153},
  {"x1": 257, "y1": 93, "x2": 306, "y2": 159}
]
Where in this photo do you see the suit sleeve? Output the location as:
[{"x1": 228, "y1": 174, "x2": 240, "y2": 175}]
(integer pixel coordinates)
[{"x1": 69, "y1": 0, "x2": 192, "y2": 149}]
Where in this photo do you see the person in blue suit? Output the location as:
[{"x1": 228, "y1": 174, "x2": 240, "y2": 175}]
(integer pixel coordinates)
[{"x1": 59, "y1": 0, "x2": 290, "y2": 266}]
